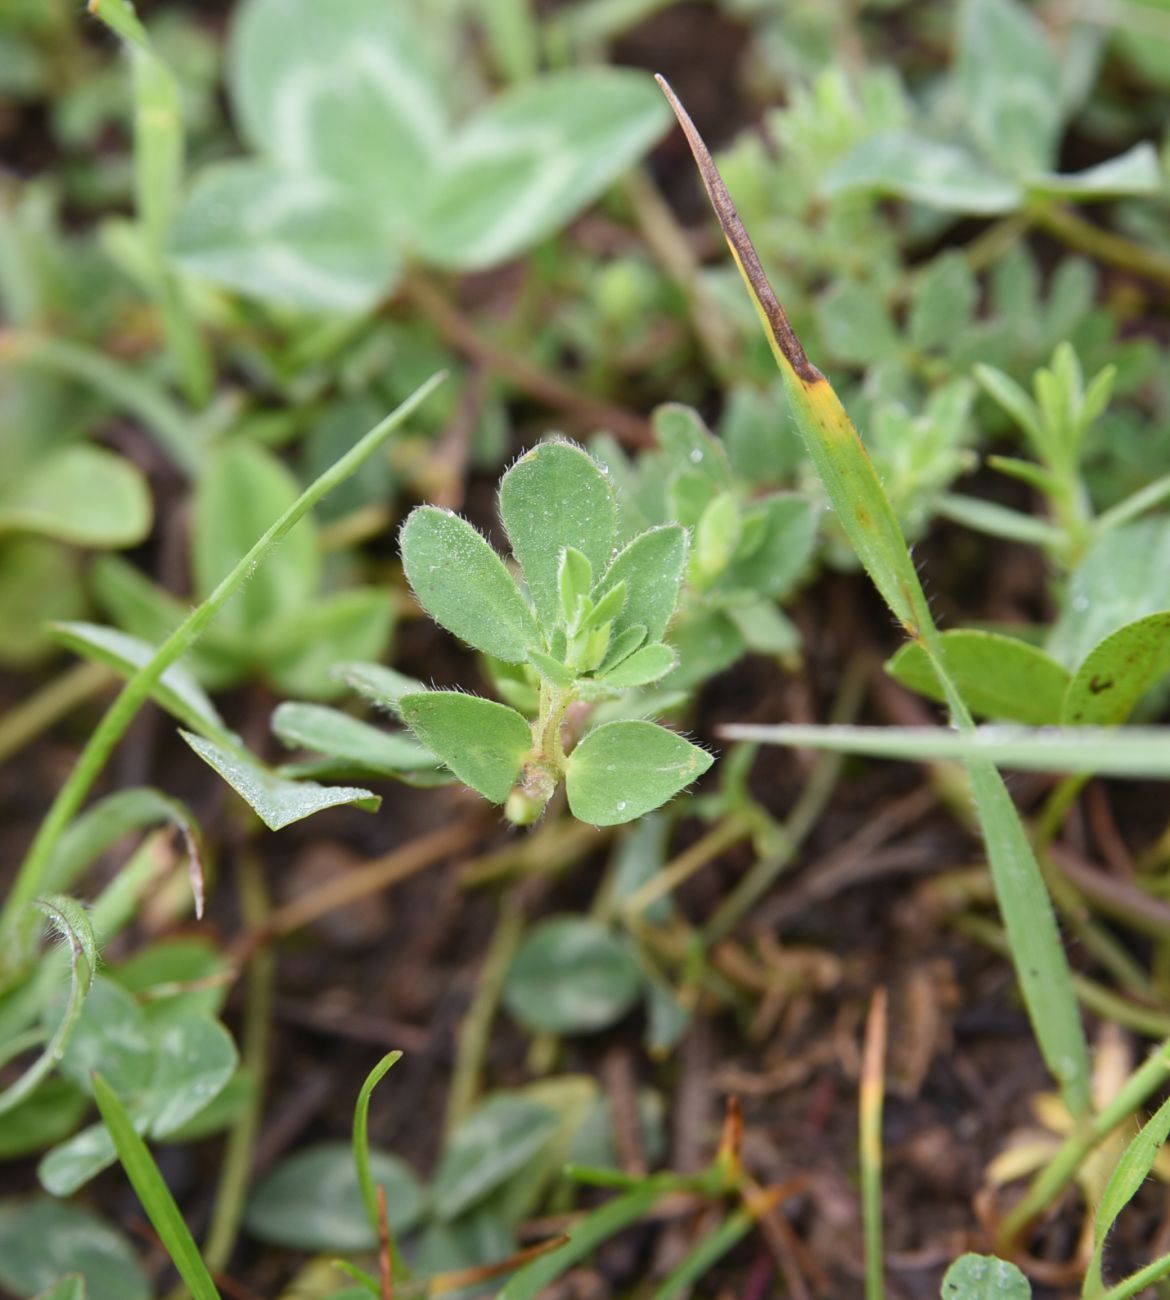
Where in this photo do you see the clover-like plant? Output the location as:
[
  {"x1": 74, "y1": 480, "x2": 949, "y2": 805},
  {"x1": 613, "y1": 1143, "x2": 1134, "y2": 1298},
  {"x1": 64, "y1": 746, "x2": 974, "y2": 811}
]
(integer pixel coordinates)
[{"x1": 396, "y1": 439, "x2": 713, "y2": 826}]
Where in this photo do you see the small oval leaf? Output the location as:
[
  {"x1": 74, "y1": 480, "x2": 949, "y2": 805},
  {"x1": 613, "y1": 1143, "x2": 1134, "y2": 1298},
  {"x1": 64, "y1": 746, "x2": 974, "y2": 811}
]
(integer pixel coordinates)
[
  {"x1": 399, "y1": 692, "x2": 532, "y2": 803},
  {"x1": 566, "y1": 721, "x2": 712, "y2": 825},
  {"x1": 504, "y1": 917, "x2": 643, "y2": 1035},
  {"x1": 400, "y1": 506, "x2": 540, "y2": 662}
]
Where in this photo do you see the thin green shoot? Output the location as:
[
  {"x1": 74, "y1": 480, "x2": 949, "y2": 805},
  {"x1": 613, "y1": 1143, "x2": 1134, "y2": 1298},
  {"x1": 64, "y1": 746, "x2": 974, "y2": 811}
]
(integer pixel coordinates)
[
  {"x1": 656, "y1": 75, "x2": 1090, "y2": 1117},
  {"x1": 92, "y1": 1071, "x2": 222, "y2": 1300}
]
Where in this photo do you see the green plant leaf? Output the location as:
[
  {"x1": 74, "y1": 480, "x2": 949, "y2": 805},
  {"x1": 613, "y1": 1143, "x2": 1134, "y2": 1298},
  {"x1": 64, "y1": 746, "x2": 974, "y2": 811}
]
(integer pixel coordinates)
[
  {"x1": 957, "y1": 0, "x2": 1062, "y2": 176},
  {"x1": 263, "y1": 589, "x2": 393, "y2": 701},
  {"x1": 0, "y1": 1080, "x2": 89, "y2": 1160},
  {"x1": 656, "y1": 76, "x2": 1090, "y2": 1117},
  {"x1": 887, "y1": 630, "x2": 1070, "y2": 724},
  {"x1": 335, "y1": 662, "x2": 427, "y2": 720},
  {"x1": 721, "y1": 493, "x2": 816, "y2": 599},
  {"x1": 599, "y1": 525, "x2": 687, "y2": 643},
  {"x1": 667, "y1": 609, "x2": 744, "y2": 691},
  {"x1": 499, "y1": 1178, "x2": 671, "y2": 1299},
  {"x1": 143, "y1": 1012, "x2": 238, "y2": 1137},
  {"x1": 244, "y1": 1141, "x2": 423, "y2": 1251},
  {"x1": 1063, "y1": 612, "x2": 1170, "y2": 726},
  {"x1": 398, "y1": 692, "x2": 531, "y2": 803},
  {"x1": 0, "y1": 898, "x2": 98, "y2": 1120},
  {"x1": 909, "y1": 252, "x2": 979, "y2": 351},
  {"x1": 566, "y1": 721, "x2": 712, "y2": 825},
  {"x1": 90, "y1": 556, "x2": 244, "y2": 691},
  {"x1": 180, "y1": 733, "x2": 379, "y2": 830},
  {"x1": 559, "y1": 546, "x2": 595, "y2": 626},
  {"x1": 503, "y1": 917, "x2": 643, "y2": 1034},
  {"x1": 419, "y1": 69, "x2": 670, "y2": 268},
  {"x1": 816, "y1": 279, "x2": 899, "y2": 366},
  {"x1": 936, "y1": 494, "x2": 1063, "y2": 549},
  {"x1": 44, "y1": 787, "x2": 204, "y2": 909},
  {"x1": 598, "y1": 643, "x2": 676, "y2": 688},
  {"x1": 400, "y1": 506, "x2": 540, "y2": 662},
  {"x1": 1027, "y1": 143, "x2": 1163, "y2": 201},
  {"x1": 34, "y1": 1276, "x2": 87, "y2": 1300},
  {"x1": 653, "y1": 404, "x2": 732, "y2": 486},
  {"x1": 823, "y1": 132, "x2": 1022, "y2": 214},
  {"x1": 192, "y1": 440, "x2": 319, "y2": 640},
  {"x1": 0, "y1": 1200, "x2": 149, "y2": 1300},
  {"x1": 352, "y1": 1051, "x2": 403, "y2": 1241},
  {"x1": 499, "y1": 440, "x2": 617, "y2": 633},
  {"x1": 719, "y1": 721, "x2": 1170, "y2": 778},
  {"x1": 0, "y1": 447, "x2": 151, "y2": 548},
  {"x1": 0, "y1": 538, "x2": 85, "y2": 668},
  {"x1": 51, "y1": 623, "x2": 229, "y2": 742},
  {"x1": 169, "y1": 161, "x2": 402, "y2": 313},
  {"x1": 272, "y1": 702, "x2": 435, "y2": 774},
  {"x1": 941, "y1": 1253, "x2": 1031, "y2": 1298},
  {"x1": 227, "y1": 0, "x2": 447, "y2": 231},
  {"x1": 1048, "y1": 519, "x2": 1170, "y2": 669},
  {"x1": 91, "y1": 1072, "x2": 222, "y2": 1300},
  {"x1": 1085, "y1": 1093, "x2": 1170, "y2": 1297},
  {"x1": 431, "y1": 1095, "x2": 559, "y2": 1221},
  {"x1": 114, "y1": 938, "x2": 231, "y2": 1022}
]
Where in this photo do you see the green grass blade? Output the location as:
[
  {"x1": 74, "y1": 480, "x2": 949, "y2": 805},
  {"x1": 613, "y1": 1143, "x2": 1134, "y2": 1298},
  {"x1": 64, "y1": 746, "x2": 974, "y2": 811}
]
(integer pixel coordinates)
[
  {"x1": 1, "y1": 374, "x2": 445, "y2": 962},
  {"x1": 88, "y1": 0, "x2": 213, "y2": 406},
  {"x1": 649, "y1": 1209, "x2": 754, "y2": 1300},
  {"x1": 1085, "y1": 1092, "x2": 1170, "y2": 1296},
  {"x1": 92, "y1": 1072, "x2": 221, "y2": 1300},
  {"x1": 658, "y1": 77, "x2": 1090, "y2": 1116},
  {"x1": 499, "y1": 1177, "x2": 673, "y2": 1299},
  {"x1": 720, "y1": 723, "x2": 1170, "y2": 778},
  {"x1": 353, "y1": 1050, "x2": 403, "y2": 1234}
]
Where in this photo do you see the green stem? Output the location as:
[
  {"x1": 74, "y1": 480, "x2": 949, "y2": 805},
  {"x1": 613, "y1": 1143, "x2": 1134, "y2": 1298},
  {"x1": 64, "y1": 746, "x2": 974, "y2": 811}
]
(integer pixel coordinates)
[
  {"x1": 445, "y1": 894, "x2": 525, "y2": 1136},
  {"x1": 998, "y1": 1033, "x2": 1170, "y2": 1246},
  {"x1": 861, "y1": 990, "x2": 888, "y2": 1300},
  {"x1": 0, "y1": 374, "x2": 445, "y2": 962},
  {"x1": 1099, "y1": 1252, "x2": 1170, "y2": 1300},
  {"x1": 1030, "y1": 202, "x2": 1170, "y2": 293},
  {"x1": 200, "y1": 852, "x2": 272, "y2": 1278}
]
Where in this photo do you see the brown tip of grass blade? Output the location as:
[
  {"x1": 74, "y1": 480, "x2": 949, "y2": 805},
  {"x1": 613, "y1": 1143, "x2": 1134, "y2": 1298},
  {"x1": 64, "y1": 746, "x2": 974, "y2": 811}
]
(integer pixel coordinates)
[{"x1": 654, "y1": 74, "x2": 819, "y2": 386}]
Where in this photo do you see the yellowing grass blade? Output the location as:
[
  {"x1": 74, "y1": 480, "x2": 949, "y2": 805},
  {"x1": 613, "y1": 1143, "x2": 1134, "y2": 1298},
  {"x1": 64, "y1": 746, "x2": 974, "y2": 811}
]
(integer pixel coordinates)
[{"x1": 657, "y1": 75, "x2": 1090, "y2": 1117}]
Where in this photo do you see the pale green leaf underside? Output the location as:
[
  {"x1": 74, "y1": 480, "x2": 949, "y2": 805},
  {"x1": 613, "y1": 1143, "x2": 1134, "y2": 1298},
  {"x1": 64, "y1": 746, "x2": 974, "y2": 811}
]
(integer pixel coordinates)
[
  {"x1": 419, "y1": 69, "x2": 671, "y2": 269},
  {"x1": 824, "y1": 132, "x2": 1022, "y2": 214},
  {"x1": 227, "y1": 0, "x2": 448, "y2": 225},
  {"x1": 181, "y1": 733, "x2": 379, "y2": 829},
  {"x1": 272, "y1": 701, "x2": 436, "y2": 773},
  {"x1": 169, "y1": 161, "x2": 402, "y2": 313},
  {"x1": 400, "y1": 506, "x2": 540, "y2": 663},
  {"x1": 399, "y1": 691, "x2": 532, "y2": 803},
  {"x1": 566, "y1": 720, "x2": 712, "y2": 825}
]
